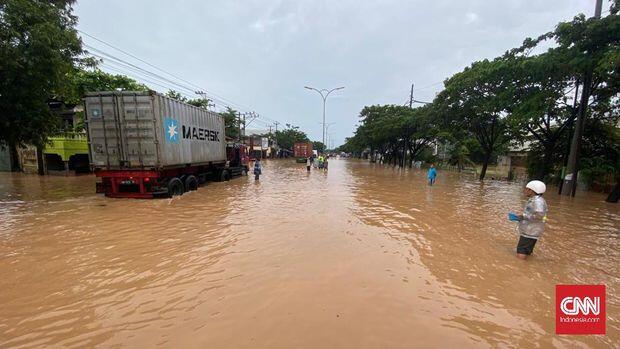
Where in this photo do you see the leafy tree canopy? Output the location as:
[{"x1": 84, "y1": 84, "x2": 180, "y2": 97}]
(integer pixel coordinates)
[{"x1": 0, "y1": 0, "x2": 84, "y2": 148}]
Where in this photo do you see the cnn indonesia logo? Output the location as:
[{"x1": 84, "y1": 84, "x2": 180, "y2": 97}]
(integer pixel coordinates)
[{"x1": 556, "y1": 285, "x2": 606, "y2": 335}]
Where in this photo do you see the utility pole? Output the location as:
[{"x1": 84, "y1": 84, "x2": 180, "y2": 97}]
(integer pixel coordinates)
[
  {"x1": 268, "y1": 125, "x2": 273, "y2": 158},
  {"x1": 561, "y1": 0, "x2": 603, "y2": 196},
  {"x1": 274, "y1": 121, "x2": 279, "y2": 157},
  {"x1": 595, "y1": 0, "x2": 603, "y2": 17},
  {"x1": 403, "y1": 83, "x2": 414, "y2": 168},
  {"x1": 237, "y1": 112, "x2": 242, "y2": 142}
]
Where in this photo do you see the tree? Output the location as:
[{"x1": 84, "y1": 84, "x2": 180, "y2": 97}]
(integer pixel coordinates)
[
  {"x1": 64, "y1": 68, "x2": 149, "y2": 105},
  {"x1": 312, "y1": 141, "x2": 326, "y2": 153},
  {"x1": 438, "y1": 58, "x2": 512, "y2": 180},
  {"x1": 218, "y1": 107, "x2": 240, "y2": 139},
  {"x1": 404, "y1": 104, "x2": 440, "y2": 167},
  {"x1": 62, "y1": 68, "x2": 149, "y2": 131},
  {"x1": 504, "y1": 53, "x2": 577, "y2": 180},
  {"x1": 275, "y1": 124, "x2": 309, "y2": 150},
  {"x1": 164, "y1": 90, "x2": 240, "y2": 139},
  {"x1": 0, "y1": 0, "x2": 84, "y2": 171},
  {"x1": 165, "y1": 89, "x2": 187, "y2": 102},
  {"x1": 554, "y1": 12, "x2": 620, "y2": 195},
  {"x1": 506, "y1": 11, "x2": 620, "y2": 182},
  {"x1": 344, "y1": 104, "x2": 438, "y2": 166},
  {"x1": 187, "y1": 98, "x2": 212, "y2": 109}
]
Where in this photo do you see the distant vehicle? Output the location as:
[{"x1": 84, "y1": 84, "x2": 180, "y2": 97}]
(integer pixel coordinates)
[
  {"x1": 294, "y1": 142, "x2": 313, "y2": 163},
  {"x1": 84, "y1": 91, "x2": 249, "y2": 198}
]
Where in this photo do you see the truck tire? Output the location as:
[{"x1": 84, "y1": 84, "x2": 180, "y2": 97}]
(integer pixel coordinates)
[
  {"x1": 168, "y1": 177, "x2": 185, "y2": 197},
  {"x1": 185, "y1": 175, "x2": 198, "y2": 191},
  {"x1": 220, "y1": 170, "x2": 230, "y2": 182}
]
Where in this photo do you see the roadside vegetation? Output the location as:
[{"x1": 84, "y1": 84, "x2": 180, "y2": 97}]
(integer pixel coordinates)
[{"x1": 337, "y1": 4, "x2": 619, "y2": 201}]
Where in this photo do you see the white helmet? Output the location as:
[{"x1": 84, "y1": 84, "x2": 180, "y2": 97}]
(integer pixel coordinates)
[{"x1": 526, "y1": 180, "x2": 546, "y2": 194}]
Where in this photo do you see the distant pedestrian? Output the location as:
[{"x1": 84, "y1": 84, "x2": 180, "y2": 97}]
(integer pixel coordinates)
[
  {"x1": 324, "y1": 156, "x2": 329, "y2": 171},
  {"x1": 508, "y1": 180, "x2": 548, "y2": 260},
  {"x1": 427, "y1": 164, "x2": 437, "y2": 186},
  {"x1": 253, "y1": 159, "x2": 262, "y2": 180},
  {"x1": 306, "y1": 157, "x2": 311, "y2": 172},
  {"x1": 318, "y1": 155, "x2": 324, "y2": 169}
]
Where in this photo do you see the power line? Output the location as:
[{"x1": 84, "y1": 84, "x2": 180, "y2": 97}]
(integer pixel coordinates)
[
  {"x1": 79, "y1": 30, "x2": 258, "y2": 112},
  {"x1": 99, "y1": 63, "x2": 191, "y2": 96},
  {"x1": 91, "y1": 49, "x2": 271, "y2": 115},
  {"x1": 79, "y1": 30, "x2": 284, "y2": 125},
  {"x1": 87, "y1": 45, "x2": 200, "y2": 95},
  {"x1": 87, "y1": 46, "x2": 244, "y2": 108},
  {"x1": 413, "y1": 81, "x2": 443, "y2": 91}
]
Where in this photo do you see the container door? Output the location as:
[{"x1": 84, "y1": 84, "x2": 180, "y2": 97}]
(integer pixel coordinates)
[
  {"x1": 85, "y1": 93, "x2": 157, "y2": 169},
  {"x1": 116, "y1": 93, "x2": 158, "y2": 168},
  {"x1": 85, "y1": 94, "x2": 123, "y2": 168}
]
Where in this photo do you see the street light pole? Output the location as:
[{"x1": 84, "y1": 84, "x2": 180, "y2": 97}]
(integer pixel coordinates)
[{"x1": 304, "y1": 86, "x2": 344, "y2": 151}]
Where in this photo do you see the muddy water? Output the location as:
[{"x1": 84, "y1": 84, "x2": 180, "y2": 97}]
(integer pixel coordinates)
[{"x1": 0, "y1": 159, "x2": 618, "y2": 348}]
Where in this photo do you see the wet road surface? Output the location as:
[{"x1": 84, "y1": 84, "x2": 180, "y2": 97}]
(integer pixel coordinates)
[{"x1": 0, "y1": 159, "x2": 618, "y2": 348}]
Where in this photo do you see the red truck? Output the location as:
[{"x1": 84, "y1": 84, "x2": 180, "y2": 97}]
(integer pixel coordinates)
[
  {"x1": 294, "y1": 142, "x2": 313, "y2": 161},
  {"x1": 84, "y1": 91, "x2": 249, "y2": 198}
]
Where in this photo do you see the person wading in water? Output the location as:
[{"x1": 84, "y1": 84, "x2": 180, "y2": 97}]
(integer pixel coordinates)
[
  {"x1": 253, "y1": 159, "x2": 262, "y2": 180},
  {"x1": 508, "y1": 180, "x2": 548, "y2": 260},
  {"x1": 427, "y1": 164, "x2": 437, "y2": 186}
]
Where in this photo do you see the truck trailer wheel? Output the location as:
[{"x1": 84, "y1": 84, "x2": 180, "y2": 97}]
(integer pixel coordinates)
[
  {"x1": 185, "y1": 175, "x2": 198, "y2": 191},
  {"x1": 168, "y1": 178, "x2": 185, "y2": 197},
  {"x1": 220, "y1": 170, "x2": 230, "y2": 182}
]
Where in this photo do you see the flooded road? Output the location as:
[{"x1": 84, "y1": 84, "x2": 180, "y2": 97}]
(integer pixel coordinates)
[{"x1": 0, "y1": 159, "x2": 618, "y2": 348}]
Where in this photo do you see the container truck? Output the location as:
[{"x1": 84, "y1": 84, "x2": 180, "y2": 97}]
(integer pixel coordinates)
[
  {"x1": 294, "y1": 142, "x2": 313, "y2": 163},
  {"x1": 84, "y1": 91, "x2": 248, "y2": 198}
]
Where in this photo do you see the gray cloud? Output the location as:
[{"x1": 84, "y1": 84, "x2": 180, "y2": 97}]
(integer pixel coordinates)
[{"x1": 75, "y1": 0, "x2": 603, "y2": 146}]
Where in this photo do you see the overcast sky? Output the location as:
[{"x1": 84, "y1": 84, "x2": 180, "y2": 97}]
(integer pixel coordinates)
[{"x1": 74, "y1": 0, "x2": 607, "y2": 147}]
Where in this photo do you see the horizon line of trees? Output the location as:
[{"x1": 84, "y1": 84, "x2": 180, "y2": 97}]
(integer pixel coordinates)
[{"x1": 337, "y1": 4, "x2": 619, "y2": 201}]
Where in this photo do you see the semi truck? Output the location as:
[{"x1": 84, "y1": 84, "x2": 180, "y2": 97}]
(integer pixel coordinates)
[
  {"x1": 294, "y1": 142, "x2": 313, "y2": 163},
  {"x1": 84, "y1": 91, "x2": 248, "y2": 198}
]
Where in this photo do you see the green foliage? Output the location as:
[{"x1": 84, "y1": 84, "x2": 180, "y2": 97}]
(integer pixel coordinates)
[
  {"x1": 312, "y1": 141, "x2": 325, "y2": 153},
  {"x1": 275, "y1": 124, "x2": 309, "y2": 150},
  {"x1": 0, "y1": 0, "x2": 84, "y2": 148},
  {"x1": 347, "y1": 9, "x2": 619, "y2": 185},
  {"x1": 345, "y1": 104, "x2": 438, "y2": 166},
  {"x1": 579, "y1": 119, "x2": 620, "y2": 184},
  {"x1": 165, "y1": 90, "x2": 187, "y2": 102},
  {"x1": 63, "y1": 68, "x2": 149, "y2": 105},
  {"x1": 218, "y1": 107, "x2": 240, "y2": 139},
  {"x1": 187, "y1": 98, "x2": 212, "y2": 109},
  {"x1": 507, "y1": 11, "x2": 620, "y2": 180},
  {"x1": 436, "y1": 58, "x2": 513, "y2": 179},
  {"x1": 164, "y1": 90, "x2": 240, "y2": 139},
  {"x1": 448, "y1": 142, "x2": 476, "y2": 170}
]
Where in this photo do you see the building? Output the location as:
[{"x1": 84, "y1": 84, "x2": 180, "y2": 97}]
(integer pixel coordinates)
[
  {"x1": 497, "y1": 142, "x2": 530, "y2": 180},
  {"x1": 244, "y1": 129, "x2": 276, "y2": 159},
  {"x1": 0, "y1": 101, "x2": 90, "y2": 175}
]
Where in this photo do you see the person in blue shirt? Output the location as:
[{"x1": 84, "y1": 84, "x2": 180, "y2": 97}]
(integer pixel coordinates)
[
  {"x1": 427, "y1": 164, "x2": 437, "y2": 186},
  {"x1": 253, "y1": 159, "x2": 262, "y2": 180}
]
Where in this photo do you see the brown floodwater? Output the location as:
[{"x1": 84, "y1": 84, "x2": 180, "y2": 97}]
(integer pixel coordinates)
[{"x1": 0, "y1": 159, "x2": 618, "y2": 348}]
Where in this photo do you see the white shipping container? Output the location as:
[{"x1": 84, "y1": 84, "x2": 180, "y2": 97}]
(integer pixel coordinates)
[{"x1": 84, "y1": 91, "x2": 226, "y2": 170}]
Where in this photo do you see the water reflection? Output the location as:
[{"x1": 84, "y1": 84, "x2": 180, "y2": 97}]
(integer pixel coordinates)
[
  {"x1": 0, "y1": 161, "x2": 618, "y2": 348},
  {"x1": 348, "y1": 160, "x2": 618, "y2": 348}
]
